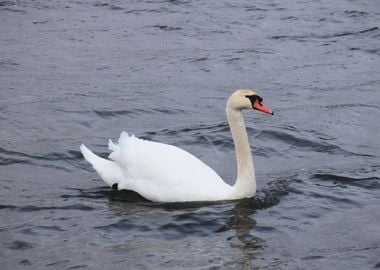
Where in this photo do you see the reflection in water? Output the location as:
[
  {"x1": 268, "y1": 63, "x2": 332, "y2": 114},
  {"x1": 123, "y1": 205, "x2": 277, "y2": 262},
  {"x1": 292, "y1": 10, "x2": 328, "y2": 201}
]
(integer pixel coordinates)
[
  {"x1": 221, "y1": 199, "x2": 262, "y2": 270},
  {"x1": 104, "y1": 189, "x2": 264, "y2": 269},
  {"x1": 77, "y1": 180, "x2": 291, "y2": 268}
]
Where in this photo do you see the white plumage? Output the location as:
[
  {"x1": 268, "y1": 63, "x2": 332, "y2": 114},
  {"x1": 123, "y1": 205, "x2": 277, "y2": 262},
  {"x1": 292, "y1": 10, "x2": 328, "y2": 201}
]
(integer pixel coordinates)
[
  {"x1": 81, "y1": 132, "x2": 231, "y2": 202},
  {"x1": 80, "y1": 90, "x2": 273, "y2": 202}
]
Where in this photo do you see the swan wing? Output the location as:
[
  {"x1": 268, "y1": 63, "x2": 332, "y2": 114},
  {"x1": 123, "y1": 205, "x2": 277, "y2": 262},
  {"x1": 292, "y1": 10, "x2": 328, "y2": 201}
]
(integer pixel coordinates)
[{"x1": 109, "y1": 132, "x2": 232, "y2": 202}]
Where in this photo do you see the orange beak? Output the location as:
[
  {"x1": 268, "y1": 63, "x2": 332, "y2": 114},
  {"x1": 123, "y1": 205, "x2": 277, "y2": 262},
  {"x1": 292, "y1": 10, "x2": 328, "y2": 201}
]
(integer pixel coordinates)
[{"x1": 253, "y1": 99, "x2": 274, "y2": 115}]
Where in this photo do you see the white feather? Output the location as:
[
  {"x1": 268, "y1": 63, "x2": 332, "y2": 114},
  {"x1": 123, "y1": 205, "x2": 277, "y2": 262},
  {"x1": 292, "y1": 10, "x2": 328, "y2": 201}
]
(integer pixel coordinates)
[{"x1": 80, "y1": 144, "x2": 123, "y2": 187}]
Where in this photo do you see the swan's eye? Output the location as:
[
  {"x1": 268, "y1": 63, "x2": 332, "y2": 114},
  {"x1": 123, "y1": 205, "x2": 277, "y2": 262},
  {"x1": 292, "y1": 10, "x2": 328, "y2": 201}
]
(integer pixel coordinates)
[{"x1": 245, "y1": 95, "x2": 263, "y2": 105}]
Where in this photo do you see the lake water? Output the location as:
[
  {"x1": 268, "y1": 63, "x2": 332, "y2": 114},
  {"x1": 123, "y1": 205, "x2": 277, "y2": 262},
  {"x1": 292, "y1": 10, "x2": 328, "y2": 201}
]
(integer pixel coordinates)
[{"x1": 1, "y1": 0, "x2": 379, "y2": 269}]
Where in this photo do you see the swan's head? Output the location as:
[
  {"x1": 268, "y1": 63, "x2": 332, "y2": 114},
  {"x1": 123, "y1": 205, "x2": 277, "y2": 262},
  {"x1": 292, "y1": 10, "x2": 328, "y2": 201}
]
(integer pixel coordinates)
[{"x1": 228, "y1": 89, "x2": 274, "y2": 115}]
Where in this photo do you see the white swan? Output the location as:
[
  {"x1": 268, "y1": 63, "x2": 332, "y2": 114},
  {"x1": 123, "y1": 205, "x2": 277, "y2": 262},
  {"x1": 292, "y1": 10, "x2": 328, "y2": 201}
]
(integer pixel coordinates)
[{"x1": 80, "y1": 89, "x2": 273, "y2": 202}]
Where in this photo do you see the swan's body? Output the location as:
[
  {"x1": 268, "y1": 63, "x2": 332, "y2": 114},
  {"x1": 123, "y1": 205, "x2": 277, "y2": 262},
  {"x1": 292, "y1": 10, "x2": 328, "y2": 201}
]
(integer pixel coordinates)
[{"x1": 80, "y1": 90, "x2": 273, "y2": 202}]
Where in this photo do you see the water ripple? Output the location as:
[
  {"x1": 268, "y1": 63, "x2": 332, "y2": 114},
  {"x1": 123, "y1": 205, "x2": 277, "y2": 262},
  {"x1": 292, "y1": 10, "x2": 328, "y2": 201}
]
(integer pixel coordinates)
[
  {"x1": 312, "y1": 173, "x2": 380, "y2": 189},
  {"x1": 0, "y1": 203, "x2": 95, "y2": 212},
  {"x1": 6, "y1": 240, "x2": 34, "y2": 250},
  {"x1": 272, "y1": 27, "x2": 379, "y2": 40},
  {"x1": 0, "y1": 146, "x2": 82, "y2": 172},
  {"x1": 0, "y1": 147, "x2": 81, "y2": 164},
  {"x1": 142, "y1": 122, "x2": 229, "y2": 138},
  {"x1": 94, "y1": 219, "x2": 152, "y2": 233},
  {"x1": 93, "y1": 107, "x2": 186, "y2": 119},
  {"x1": 257, "y1": 129, "x2": 352, "y2": 155},
  {"x1": 152, "y1": 25, "x2": 183, "y2": 31}
]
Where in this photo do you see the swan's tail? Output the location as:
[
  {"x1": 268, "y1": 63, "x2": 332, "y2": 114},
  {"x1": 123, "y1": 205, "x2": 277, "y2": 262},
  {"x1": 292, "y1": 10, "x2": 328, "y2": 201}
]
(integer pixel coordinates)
[{"x1": 80, "y1": 144, "x2": 123, "y2": 188}]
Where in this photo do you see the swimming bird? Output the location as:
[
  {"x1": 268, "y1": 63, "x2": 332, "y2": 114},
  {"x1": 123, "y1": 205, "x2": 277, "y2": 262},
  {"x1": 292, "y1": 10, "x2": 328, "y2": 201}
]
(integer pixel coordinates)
[{"x1": 80, "y1": 89, "x2": 273, "y2": 202}]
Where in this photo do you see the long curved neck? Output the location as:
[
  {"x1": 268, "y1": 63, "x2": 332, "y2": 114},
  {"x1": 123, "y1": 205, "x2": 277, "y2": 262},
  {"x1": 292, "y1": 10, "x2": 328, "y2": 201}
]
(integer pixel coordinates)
[{"x1": 226, "y1": 105, "x2": 256, "y2": 198}]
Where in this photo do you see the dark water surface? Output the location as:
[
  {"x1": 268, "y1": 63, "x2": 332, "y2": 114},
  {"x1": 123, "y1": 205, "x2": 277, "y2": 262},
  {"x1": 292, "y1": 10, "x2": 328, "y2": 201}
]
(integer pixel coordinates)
[{"x1": 1, "y1": 0, "x2": 380, "y2": 269}]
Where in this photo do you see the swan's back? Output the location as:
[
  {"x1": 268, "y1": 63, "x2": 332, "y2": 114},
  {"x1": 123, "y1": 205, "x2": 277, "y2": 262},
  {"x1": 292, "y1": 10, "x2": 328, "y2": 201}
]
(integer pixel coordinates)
[{"x1": 108, "y1": 132, "x2": 232, "y2": 202}]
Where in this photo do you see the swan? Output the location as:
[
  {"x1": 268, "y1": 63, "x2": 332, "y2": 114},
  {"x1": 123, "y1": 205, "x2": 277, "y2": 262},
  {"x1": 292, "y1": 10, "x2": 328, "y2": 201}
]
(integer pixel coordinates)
[{"x1": 80, "y1": 89, "x2": 273, "y2": 202}]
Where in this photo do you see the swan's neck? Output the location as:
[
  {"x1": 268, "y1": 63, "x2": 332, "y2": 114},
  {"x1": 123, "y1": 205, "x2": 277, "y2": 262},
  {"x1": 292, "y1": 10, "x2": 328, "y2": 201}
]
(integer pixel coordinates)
[{"x1": 226, "y1": 106, "x2": 256, "y2": 199}]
